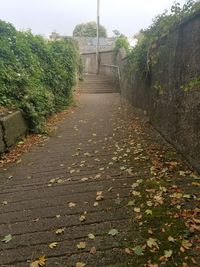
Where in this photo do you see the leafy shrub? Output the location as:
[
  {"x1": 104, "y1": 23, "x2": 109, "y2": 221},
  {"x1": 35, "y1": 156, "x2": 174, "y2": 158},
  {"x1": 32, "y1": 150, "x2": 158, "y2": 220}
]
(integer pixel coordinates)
[
  {"x1": 0, "y1": 20, "x2": 80, "y2": 132},
  {"x1": 114, "y1": 36, "x2": 130, "y2": 55}
]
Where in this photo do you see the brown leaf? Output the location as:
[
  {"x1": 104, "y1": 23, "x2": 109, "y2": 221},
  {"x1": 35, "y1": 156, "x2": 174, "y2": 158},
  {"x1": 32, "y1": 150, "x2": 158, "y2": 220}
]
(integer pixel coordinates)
[
  {"x1": 90, "y1": 246, "x2": 97, "y2": 254},
  {"x1": 30, "y1": 255, "x2": 46, "y2": 267}
]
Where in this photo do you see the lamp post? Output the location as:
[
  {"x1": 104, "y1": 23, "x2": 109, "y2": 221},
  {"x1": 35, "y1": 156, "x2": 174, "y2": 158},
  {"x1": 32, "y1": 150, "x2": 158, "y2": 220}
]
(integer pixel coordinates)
[{"x1": 96, "y1": 0, "x2": 100, "y2": 74}]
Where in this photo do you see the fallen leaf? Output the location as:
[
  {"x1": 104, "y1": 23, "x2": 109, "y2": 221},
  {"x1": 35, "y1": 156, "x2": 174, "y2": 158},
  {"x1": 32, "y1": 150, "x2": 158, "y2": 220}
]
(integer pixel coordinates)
[
  {"x1": 147, "y1": 264, "x2": 158, "y2": 267},
  {"x1": 96, "y1": 191, "x2": 104, "y2": 201},
  {"x1": 134, "y1": 245, "x2": 144, "y2": 255},
  {"x1": 145, "y1": 209, "x2": 153, "y2": 215},
  {"x1": 30, "y1": 261, "x2": 39, "y2": 267},
  {"x1": 164, "y1": 250, "x2": 173, "y2": 258},
  {"x1": 120, "y1": 166, "x2": 126, "y2": 171},
  {"x1": 134, "y1": 208, "x2": 141, "y2": 213},
  {"x1": 55, "y1": 228, "x2": 65, "y2": 234},
  {"x1": 180, "y1": 239, "x2": 192, "y2": 252},
  {"x1": 30, "y1": 256, "x2": 47, "y2": 267},
  {"x1": 49, "y1": 242, "x2": 58, "y2": 249},
  {"x1": 125, "y1": 248, "x2": 132, "y2": 254},
  {"x1": 127, "y1": 200, "x2": 135, "y2": 206},
  {"x1": 79, "y1": 215, "x2": 86, "y2": 222},
  {"x1": 1, "y1": 234, "x2": 12, "y2": 243},
  {"x1": 88, "y1": 233, "x2": 95, "y2": 240},
  {"x1": 168, "y1": 236, "x2": 175, "y2": 242},
  {"x1": 170, "y1": 193, "x2": 183, "y2": 199},
  {"x1": 90, "y1": 246, "x2": 97, "y2": 254},
  {"x1": 192, "y1": 181, "x2": 200, "y2": 186},
  {"x1": 146, "y1": 201, "x2": 153, "y2": 207},
  {"x1": 132, "y1": 191, "x2": 141, "y2": 197},
  {"x1": 77, "y1": 241, "x2": 86, "y2": 249},
  {"x1": 68, "y1": 202, "x2": 76, "y2": 208},
  {"x1": 108, "y1": 229, "x2": 119, "y2": 236},
  {"x1": 154, "y1": 194, "x2": 164, "y2": 205},
  {"x1": 132, "y1": 183, "x2": 139, "y2": 189},
  {"x1": 76, "y1": 262, "x2": 86, "y2": 267},
  {"x1": 147, "y1": 238, "x2": 159, "y2": 249},
  {"x1": 179, "y1": 171, "x2": 187, "y2": 176},
  {"x1": 81, "y1": 177, "x2": 89, "y2": 182}
]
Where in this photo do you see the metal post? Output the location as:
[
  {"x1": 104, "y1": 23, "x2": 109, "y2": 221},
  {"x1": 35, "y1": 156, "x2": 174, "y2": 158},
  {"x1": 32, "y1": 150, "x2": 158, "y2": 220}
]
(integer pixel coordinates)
[{"x1": 96, "y1": 0, "x2": 100, "y2": 74}]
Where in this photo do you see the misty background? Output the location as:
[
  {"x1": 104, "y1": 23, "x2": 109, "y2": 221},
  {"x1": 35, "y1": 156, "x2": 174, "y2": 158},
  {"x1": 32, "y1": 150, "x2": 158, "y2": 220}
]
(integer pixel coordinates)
[{"x1": 0, "y1": 0, "x2": 186, "y2": 38}]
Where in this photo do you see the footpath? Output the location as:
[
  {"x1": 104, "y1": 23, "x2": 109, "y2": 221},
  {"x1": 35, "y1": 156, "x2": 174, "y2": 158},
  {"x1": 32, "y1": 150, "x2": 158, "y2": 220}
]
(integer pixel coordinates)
[{"x1": 0, "y1": 75, "x2": 199, "y2": 267}]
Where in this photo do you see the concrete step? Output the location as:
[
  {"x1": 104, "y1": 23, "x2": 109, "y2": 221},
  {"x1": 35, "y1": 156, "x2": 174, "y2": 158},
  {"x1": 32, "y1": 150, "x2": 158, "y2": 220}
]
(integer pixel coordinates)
[{"x1": 77, "y1": 75, "x2": 118, "y2": 94}]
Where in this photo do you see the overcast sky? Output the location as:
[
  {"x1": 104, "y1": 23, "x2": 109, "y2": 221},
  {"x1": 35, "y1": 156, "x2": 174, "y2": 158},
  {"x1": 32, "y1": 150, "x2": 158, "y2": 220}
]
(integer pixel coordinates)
[{"x1": 0, "y1": 0, "x2": 186, "y2": 38}]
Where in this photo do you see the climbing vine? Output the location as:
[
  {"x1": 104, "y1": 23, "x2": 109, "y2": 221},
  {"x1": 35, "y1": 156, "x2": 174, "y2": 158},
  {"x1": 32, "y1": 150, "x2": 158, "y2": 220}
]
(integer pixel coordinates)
[{"x1": 127, "y1": 0, "x2": 200, "y2": 79}]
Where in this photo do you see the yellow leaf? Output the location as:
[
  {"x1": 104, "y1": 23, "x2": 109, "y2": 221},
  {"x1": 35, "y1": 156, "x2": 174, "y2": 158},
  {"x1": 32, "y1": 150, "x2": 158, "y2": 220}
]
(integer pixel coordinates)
[
  {"x1": 192, "y1": 182, "x2": 200, "y2": 186},
  {"x1": 79, "y1": 215, "x2": 86, "y2": 222},
  {"x1": 30, "y1": 261, "x2": 39, "y2": 267},
  {"x1": 77, "y1": 241, "x2": 86, "y2": 249},
  {"x1": 145, "y1": 209, "x2": 153, "y2": 215},
  {"x1": 81, "y1": 177, "x2": 89, "y2": 182},
  {"x1": 55, "y1": 228, "x2": 65, "y2": 234},
  {"x1": 96, "y1": 191, "x2": 104, "y2": 201},
  {"x1": 170, "y1": 193, "x2": 183, "y2": 199},
  {"x1": 146, "y1": 201, "x2": 153, "y2": 207},
  {"x1": 168, "y1": 236, "x2": 175, "y2": 242},
  {"x1": 38, "y1": 255, "x2": 46, "y2": 265},
  {"x1": 49, "y1": 242, "x2": 58, "y2": 249},
  {"x1": 147, "y1": 238, "x2": 159, "y2": 249},
  {"x1": 93, "y1": 202, "x2": 99, "y2": 206},
  {"x1": 88, "y1": 233, "x2": 95, "y2": 240},
  {"x1": 68, "y1": 202, "x2": 76, "y2": 208},
  {"x1": 76, "y1": 262, "x2": 86, "y2": 267},
  {"x1": 134, "y1": 208, "x2": 141, "y2": 213},
  {"x1": 132, "y1": 191, "x2": 141, "y2": 197},
  {"x1": 181, "y1": 239, "x2": 192, "y2": 250},
  {"x1": 164, "y1": 250, "x2": 173, "y2": 258},
  {"x1": 30, "y1": 256, "x2": 47, "y2": 267}
]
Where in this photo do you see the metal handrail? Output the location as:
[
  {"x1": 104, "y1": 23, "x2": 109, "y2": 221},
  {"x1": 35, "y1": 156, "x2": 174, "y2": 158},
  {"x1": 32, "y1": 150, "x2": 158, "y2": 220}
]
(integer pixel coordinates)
[{"x1": 100, "y1": 64, "x2": 121, "y2": 81}]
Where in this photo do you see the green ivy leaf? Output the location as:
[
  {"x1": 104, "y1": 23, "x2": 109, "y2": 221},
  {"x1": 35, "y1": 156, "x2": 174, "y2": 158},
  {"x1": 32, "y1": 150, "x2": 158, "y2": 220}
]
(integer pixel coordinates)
[
  {"x1": 1, "y1": 234, "x2": 12, "y2": 243},
  {"x1": 108, "y1": 229, "x2": 119, "y2": 236},
  {"x1": 134, "y1": 245, "x2": 144, "y2": 256}
]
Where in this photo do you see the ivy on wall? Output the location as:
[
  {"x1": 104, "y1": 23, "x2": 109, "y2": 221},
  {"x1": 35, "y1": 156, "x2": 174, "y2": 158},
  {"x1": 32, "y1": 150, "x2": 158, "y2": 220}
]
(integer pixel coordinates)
[{"x1": 127, "y1": 0, "x2": 200, "y2": 80}]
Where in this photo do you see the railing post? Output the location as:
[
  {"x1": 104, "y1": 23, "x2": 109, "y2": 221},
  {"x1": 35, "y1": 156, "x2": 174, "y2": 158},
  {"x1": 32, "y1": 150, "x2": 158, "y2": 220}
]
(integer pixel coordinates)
[{"x1": 96, "y1": 0, "x2": 100, "y2": 74}]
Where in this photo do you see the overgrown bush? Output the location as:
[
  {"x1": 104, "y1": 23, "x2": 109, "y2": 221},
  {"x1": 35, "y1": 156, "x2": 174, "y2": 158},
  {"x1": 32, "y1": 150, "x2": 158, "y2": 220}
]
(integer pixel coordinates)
[
  {"x1": 0, "y1": 20, "x2": 80, "y2": 132},
  {"x1": 114, "y1": 36, "x2": 130, "y2": 55},
  {"x1": 127, "y1": 0, "x2": 200, "y2": 78}
]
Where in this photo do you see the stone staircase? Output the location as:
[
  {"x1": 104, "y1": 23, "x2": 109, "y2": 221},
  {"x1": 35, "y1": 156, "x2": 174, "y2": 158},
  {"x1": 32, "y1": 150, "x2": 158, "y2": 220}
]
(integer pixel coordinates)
[{"x1": 76, "y1": 74, "x2": 119, "y2": 94}]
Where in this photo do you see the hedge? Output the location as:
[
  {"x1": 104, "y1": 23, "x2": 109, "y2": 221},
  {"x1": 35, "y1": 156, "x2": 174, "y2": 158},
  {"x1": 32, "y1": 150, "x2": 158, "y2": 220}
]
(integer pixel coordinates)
[{"x1": 0, "y1": 20, "x2": 80, "y2": 132}]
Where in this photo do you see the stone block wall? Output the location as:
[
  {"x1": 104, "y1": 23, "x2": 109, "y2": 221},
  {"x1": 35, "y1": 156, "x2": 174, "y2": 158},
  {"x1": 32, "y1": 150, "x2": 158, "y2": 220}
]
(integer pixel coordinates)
[
  {"x1": 120, "y1": 11, "x2": 200, "y2": 172},
  {"x1": 0, "y1": 111, "x2": 27, "y2": 155}
]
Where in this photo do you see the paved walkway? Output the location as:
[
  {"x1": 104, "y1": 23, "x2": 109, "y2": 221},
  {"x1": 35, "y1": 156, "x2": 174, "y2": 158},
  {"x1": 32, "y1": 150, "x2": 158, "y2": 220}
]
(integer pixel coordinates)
[{"x1": 0, "y1": 75, "x2": 199, "y2": 267}]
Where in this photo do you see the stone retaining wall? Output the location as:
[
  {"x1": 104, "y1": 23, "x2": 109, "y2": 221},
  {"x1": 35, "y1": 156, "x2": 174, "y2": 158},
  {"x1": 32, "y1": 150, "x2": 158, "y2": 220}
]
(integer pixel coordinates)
[
  {"x1": 119, "y1": 11, "x2": 200, "y2": 172},
  {"x1": 0, "y1": 111, "x2": 27, "y2": 154}
]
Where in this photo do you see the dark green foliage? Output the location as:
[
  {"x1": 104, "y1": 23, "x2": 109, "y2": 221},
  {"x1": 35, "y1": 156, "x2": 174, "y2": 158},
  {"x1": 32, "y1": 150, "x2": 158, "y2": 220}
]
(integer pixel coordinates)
[
  {"x1": 114, "y1": 36, "x2": 130, "y2": 55},
  {"x1": 0, "y1": 20, "x2": 80, "y2": 132},
  {"x1": 127, "y1": 0, "x2": 200, "y2": 78},
  {"x1": 73, "y1": 21, "x2": 107, "y2": 37}
]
